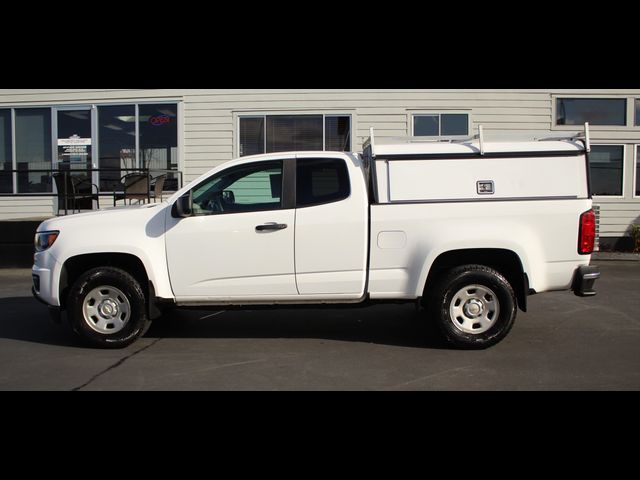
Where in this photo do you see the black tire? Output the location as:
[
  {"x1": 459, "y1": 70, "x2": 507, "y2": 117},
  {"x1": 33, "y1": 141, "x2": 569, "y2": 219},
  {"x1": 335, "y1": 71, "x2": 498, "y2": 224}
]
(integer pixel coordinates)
[
  {"x1": 67, "y1": 266, "x2": 150, "y2": 349},
  {"x1": 428, "y1": 264, "x2": 517, "y2": 349}
]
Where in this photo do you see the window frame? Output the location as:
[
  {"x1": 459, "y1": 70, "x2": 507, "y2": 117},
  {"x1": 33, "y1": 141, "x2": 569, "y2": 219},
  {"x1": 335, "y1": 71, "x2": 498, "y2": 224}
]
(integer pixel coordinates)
[
  {"x1": 589, "y1": 143, "x2": 626, "y2": 199},
  {"x1": 409, "y1": 111, "x2": 471, "y2": 138},
  {"x1": 0, "y1": 100, "x2": 183, "y2": 196},
  {"x1": 552, "y1": 95, "x2": 632, "y2": 131},
  {"x1": 234, "y1": 111, "x2": 354, "y2": 158},
  {"x1": 295, "y1": 157, "x2": 351, "y2": 208}
]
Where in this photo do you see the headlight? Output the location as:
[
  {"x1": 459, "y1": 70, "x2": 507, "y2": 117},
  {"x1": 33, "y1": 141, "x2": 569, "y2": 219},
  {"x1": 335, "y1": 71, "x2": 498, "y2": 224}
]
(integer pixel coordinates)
[{"x1": 34, "y1": 231, "x2": 59, "y2": 252}]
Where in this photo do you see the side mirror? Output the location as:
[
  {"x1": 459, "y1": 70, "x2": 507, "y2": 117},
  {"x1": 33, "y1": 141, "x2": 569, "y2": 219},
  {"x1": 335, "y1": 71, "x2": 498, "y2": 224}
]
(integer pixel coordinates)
[
  {"x1": 222, "y1": 190, "x2": 235, "y2": 204},
  {"x1": 172, "y1": 191, "x2": 192, "y2": 218}
]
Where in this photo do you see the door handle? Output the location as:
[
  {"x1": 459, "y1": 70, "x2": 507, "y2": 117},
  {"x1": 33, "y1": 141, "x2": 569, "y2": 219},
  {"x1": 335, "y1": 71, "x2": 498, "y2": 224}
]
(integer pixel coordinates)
[{"x1": 255, "y1": 222, "x2": 288, "y2": 232}]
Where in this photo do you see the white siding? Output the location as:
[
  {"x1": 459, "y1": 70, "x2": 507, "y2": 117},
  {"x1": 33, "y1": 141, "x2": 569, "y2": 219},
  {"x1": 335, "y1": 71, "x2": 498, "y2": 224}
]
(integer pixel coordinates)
[
  {"x1": 0, "y1": 89, "x2": 639, "y2": 237},
  {"x1": 0, "y1": 196, "x2": 54, "y2": 220}
]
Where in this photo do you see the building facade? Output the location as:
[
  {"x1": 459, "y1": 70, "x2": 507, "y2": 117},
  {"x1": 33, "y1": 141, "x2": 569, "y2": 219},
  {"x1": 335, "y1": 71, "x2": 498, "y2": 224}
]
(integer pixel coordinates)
[{"x1": 0, "y1": 89, "x2": 639, "y2": 249}]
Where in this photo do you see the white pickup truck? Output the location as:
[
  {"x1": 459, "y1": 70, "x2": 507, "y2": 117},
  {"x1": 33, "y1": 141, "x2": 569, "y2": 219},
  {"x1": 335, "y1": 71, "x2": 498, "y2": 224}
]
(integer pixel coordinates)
[{"x1": 32, "y1": 127, "x2": 600, "y2": 349}]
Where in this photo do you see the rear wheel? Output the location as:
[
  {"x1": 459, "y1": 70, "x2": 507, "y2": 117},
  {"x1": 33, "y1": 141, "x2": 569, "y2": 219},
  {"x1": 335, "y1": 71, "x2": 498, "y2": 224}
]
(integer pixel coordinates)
[
  {"x1": 67, "y1": 267, "x2": 150, "y2": 348},
  {"x1": 429, "y1": 264, "x2": 517, "y2": 349}
]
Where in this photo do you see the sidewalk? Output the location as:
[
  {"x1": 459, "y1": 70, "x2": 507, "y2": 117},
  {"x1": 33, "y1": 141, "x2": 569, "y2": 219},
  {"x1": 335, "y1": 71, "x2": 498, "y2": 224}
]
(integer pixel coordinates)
[{"x1": 592, "y1": 251, "x2": 640, "y2": 262}]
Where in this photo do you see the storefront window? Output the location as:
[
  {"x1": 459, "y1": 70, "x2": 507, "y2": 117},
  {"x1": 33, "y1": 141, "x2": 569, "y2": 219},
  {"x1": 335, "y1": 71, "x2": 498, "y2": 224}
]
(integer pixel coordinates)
[
  {"x1": 139, "y1": 104, "x2": 178, "y2": 191},
  {"x1": 239, "y1": 114, "x2": 351, "y2": 156},
  {"x1": 15, "y1": 108, "x2": 52, "y2": 193},
  {"x1": 636, "y1": 146, "x2": 640, "y2": 197},
  {"x1": 0, "y1": 109, "x2": 11, "y2": 193},
  {"x1": 98, "y1": 105, "x2": 136, "y2": 191},
  {"x1": 414, "y1": 113, "x2": 469, "y2": 136},
  {"x1": 590, "y1": 145, "x2": 624, "y2": 196},
  {"x1": 556, "y1": 98, "x2": 627, "y2": 126}
]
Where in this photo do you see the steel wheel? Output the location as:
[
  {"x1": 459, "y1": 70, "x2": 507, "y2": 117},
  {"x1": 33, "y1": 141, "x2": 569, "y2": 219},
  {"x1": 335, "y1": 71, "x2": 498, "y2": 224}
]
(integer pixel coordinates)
[
  {"x1": 82, "y1": 285, "x2": 131, "y2": 334},
  {"x1": 449, "y1": 284, "x2": 500, "y2": 334}
]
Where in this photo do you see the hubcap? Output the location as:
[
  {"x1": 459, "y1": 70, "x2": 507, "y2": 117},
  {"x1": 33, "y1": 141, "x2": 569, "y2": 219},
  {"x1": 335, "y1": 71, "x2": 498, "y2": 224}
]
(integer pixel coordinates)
[
  {"x1": 82, "y1": 286, "x2": 131, "y2": 334},
  {"x1": 449, "y1": 284, "x2": 500, "y2": 334}
]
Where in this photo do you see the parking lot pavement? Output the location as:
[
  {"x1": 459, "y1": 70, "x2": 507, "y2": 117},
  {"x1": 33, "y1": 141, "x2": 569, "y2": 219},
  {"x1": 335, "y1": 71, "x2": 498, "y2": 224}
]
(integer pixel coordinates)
[{"x1": 1, "y1": 261, "x2": 639, "y2": 391}]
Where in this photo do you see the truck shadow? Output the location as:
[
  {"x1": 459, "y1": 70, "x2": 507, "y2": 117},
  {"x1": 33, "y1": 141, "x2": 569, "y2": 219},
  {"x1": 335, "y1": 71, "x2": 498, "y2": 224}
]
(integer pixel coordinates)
[
  {"x1": 145, "y1": 304, "x2": 452, "y2": 349},
  {"x1": 0, "y1": 297, "x2": 451, "y2": 349},
  {"x1": 0, "y1": 297, "x2": 78, "y2": 347}
]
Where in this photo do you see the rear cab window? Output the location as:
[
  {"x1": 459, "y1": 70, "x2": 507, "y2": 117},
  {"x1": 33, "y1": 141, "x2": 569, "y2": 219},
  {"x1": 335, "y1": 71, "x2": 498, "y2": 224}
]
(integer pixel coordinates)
[{"x1": 296, "y1": 158, "x2": 350, "y2": 207}]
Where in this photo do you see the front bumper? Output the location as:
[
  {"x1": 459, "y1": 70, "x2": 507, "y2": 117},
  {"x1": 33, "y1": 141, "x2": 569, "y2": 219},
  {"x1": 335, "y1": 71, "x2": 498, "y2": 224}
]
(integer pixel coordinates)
[
  {"x1": 572, "y1": 265, "x2": 600, "y2": 297},
  {"x1": 32, "y1": 286, "x2": 62, "y2": 323}
]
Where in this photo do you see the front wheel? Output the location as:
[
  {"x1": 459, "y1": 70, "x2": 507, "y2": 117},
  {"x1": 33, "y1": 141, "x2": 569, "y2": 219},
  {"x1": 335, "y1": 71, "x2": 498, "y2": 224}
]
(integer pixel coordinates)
[
  {"x1": 67, "y1": 267, "x2": 150, "y2": 348},
  {"x1": 429, "y1": 265, "x2": 517, "y2": 349}
]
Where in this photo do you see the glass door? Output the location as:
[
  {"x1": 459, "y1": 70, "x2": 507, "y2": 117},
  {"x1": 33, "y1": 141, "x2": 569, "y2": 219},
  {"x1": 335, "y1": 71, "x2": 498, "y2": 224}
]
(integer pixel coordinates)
[
  {"x1": 54, "y1": 107, "x2": 96, "y2": 209},
  {"x1": 56, "y1": 108, "x2": 93, "y2": 171}
]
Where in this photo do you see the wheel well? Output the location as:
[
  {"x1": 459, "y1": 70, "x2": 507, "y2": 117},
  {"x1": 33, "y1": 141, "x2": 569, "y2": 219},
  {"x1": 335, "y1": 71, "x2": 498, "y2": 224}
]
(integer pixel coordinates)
[
  {"x1": 60, "y1": 253, "x2": 149, "y2": 309},
  {"x1": 422, "y1": 249, "x2": 529, "y2": 312}
]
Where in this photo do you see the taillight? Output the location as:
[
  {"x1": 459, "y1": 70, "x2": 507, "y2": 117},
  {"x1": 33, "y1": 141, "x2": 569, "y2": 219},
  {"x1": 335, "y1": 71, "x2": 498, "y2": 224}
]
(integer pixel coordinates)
[{"x1": 578, "y1": 209, "x2": 596, "y2": 254}]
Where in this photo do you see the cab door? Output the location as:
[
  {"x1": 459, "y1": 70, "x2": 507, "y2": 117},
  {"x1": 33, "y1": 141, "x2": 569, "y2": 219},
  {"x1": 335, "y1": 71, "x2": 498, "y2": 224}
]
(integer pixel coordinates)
[
  {"x1": 165, "y1": 158, "x2": 297, "y2": 300},
  {"x1": 294, "y1": 154, "x2": 368, "y2": 296}
]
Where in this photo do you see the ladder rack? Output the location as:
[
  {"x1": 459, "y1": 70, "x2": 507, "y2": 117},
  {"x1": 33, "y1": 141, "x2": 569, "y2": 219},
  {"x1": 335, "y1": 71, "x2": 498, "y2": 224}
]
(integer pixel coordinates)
[{"x1": 364, "y1": 122, "x2": 591, "y2": 158}]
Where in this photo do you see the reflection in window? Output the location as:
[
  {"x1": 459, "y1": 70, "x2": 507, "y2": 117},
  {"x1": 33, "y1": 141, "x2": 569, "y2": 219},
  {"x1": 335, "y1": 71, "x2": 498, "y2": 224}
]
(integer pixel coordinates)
[
  {"x1": 589, "y1": 145, "x2": 624, "y2": 196},
  {"x1": 98, "y1": 105, "x2": 136, "y2": 191},
  {"x1": 636, "y1": 99, "x2": 640, "y2": 127},
  {"x1": 414, "y1": 114, "x2": 469, "y2": 136},
  {"x1": 556, "y1": 98, "x2": 626, "y2": 126},
  {"x1": 0, "y1": 110, "x2": 11, "y2": 193},
  {"x1": 15, "y1": 108, "x2": 52, "y2": 193}
]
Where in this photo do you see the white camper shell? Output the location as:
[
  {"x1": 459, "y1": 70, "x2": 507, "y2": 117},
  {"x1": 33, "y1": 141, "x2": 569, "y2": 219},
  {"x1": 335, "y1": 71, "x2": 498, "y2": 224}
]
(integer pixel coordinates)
[{"x1": 364, "y1": 126, "x2": 591, "y2": 204}]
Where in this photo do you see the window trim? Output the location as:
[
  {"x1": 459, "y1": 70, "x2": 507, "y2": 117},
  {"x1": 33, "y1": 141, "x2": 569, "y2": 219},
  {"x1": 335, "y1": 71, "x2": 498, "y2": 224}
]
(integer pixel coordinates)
[
  {"x1": 590, "y1": 143, "x2": 626, "y2": 200},
  {"x1": 234, "y1": 111, "x2": 354, "y2": 158},
  {"x1": 409, "y1": 111, "x2": 471, "y2": 138},
  {"x1": 552, "y1": 95, "x2": 631, "y2": 131}
]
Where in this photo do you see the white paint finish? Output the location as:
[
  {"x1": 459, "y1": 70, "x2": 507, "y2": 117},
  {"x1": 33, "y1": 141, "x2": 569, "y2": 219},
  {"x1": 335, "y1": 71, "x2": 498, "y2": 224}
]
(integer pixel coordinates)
[
  {"x1": 293, "y1": 153, "x2": 368, "y2": 296},
  {"x1": 33, "y1": 203, "x2": 174, "y2": 301},
  {"x1": 165, "y1": 209, "x2": 297, "y2": 298},
  {"x1": 386, "y1": 155, "x2": 588, "y2": 202},
  {"x1": 377, "y1": 231, "x2": 407, "y2": 249},
  {"x1": 368, "y1": 199, "x2": 593, "y2": 297}
]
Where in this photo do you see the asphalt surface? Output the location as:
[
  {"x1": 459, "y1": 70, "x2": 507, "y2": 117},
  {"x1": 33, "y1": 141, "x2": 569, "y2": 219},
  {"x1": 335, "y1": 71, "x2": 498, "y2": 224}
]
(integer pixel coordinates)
[{"x1": 0, "y1": 261, "x2": 639, "y2": 390}]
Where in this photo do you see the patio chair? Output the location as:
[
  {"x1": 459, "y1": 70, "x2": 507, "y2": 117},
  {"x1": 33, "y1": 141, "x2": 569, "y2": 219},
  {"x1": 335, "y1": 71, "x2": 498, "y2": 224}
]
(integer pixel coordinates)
[
  {"x1": 113, "y1": 173, "x2": 150, "y2": 206},
  {"x1": 150, "y1": 174, "x2": 167, "y2": 203},
  {"x1": 53, "y1": 173, "x2": 100, "y2": 215}
]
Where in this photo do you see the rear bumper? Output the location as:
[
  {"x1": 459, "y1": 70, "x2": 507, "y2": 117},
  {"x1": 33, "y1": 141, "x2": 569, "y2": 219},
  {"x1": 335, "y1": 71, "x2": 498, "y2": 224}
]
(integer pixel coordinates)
[{"x1": 572, "y1": 265, "x2": 600, "y2": 297}]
